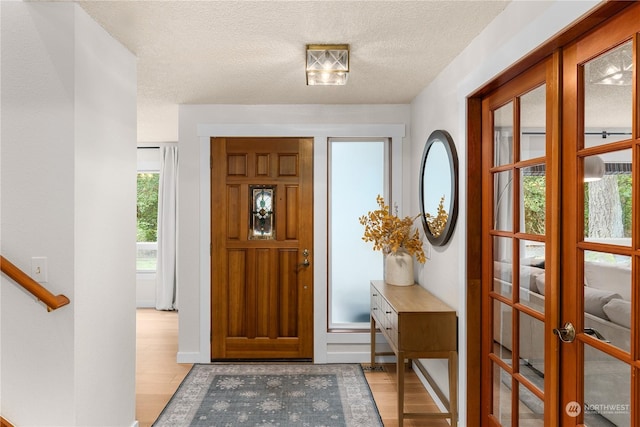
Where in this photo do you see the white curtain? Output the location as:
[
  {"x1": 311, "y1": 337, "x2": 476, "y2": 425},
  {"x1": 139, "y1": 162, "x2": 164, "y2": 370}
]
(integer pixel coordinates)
[{"x1": 156, "y1": 146, "x2": 178, "y2": 310}]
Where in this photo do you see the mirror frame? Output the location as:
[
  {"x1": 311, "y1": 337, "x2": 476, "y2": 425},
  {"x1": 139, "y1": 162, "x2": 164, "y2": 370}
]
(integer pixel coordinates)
[{"x1": 419, "y1": 129, "x2": 459, "y2": 246}]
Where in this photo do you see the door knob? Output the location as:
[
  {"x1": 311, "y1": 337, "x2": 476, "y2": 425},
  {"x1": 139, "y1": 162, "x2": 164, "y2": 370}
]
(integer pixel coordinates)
[{"x1": 553, "y1": 322, "x2": 576, "y2": 343}]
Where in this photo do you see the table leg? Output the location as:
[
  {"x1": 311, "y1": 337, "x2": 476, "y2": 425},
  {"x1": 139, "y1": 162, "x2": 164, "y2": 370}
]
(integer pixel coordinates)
[
  {"x1": 370, "y1": 316, "x2": 376, "y2": 366},
  {"x1": 397, "y1": 351, "x2": 405, "y2": 427},
  {"x1": 449, "y1": 351, "x2": 458, "y2": 425}
]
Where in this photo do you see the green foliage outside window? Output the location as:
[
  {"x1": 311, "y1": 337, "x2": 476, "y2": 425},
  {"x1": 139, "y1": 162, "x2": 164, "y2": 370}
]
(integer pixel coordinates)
[
  {"x1": 524, "y1": 173, "x2": 632, "y2": 238},
  {"x1": 584, "y1": 185, "x2": 590, "y2": 233},
  {"x1": 618, "y1": 174, "x2": 632, "y2": 237},
  {"x1": 523, "y1": 176, "x2": 546, "y2": 235},
  {"x1": 137, "y1": 173, "x2": 159, "y2": 242}
]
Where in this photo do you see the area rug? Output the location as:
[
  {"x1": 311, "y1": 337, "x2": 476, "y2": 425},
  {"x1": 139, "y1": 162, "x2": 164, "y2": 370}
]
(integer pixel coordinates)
[{"x1": 152, "y1": 364, "x2": 383, "y2": 427}]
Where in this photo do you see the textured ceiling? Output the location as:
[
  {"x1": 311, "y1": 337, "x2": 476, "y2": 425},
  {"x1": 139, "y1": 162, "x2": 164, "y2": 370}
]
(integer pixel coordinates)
[{"x1": 76, "y1": 1, "x2": 510, "y2": 141}]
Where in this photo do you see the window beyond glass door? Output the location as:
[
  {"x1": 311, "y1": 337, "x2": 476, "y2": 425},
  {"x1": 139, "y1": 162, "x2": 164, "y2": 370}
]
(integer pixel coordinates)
[
  {"x1": 329, "y1": 139, "x2": 387, "y2": 328},
  {"x1": 137, "y1": 147, "x2": 160, "y2": 273}
]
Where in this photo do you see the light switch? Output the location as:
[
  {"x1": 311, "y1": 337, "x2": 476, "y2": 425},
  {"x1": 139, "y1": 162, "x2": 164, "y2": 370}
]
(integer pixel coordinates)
[
  {"x1": 31, "y1": 257, "x2": 48, "y2": 283},
  {"x1": 423, "y1": 241, "x2": 432, "y2": 260}
]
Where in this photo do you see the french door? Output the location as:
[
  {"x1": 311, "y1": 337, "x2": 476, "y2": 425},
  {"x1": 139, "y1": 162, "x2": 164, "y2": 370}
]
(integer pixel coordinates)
[
  {"x1": 481, "y1": 3, "x2": 639, "y2": 425},
  {"x1": 482, "y1": 56, "x2": 561, "y2": 426},
  {"x1": 559, "y1": 7, "x2": 638, "y2": 426}
]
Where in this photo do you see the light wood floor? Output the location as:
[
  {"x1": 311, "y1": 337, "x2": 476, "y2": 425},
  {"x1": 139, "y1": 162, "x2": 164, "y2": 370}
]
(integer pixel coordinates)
[{"x1": 136, "y1": 308, "x2": 451, "y2": 427}]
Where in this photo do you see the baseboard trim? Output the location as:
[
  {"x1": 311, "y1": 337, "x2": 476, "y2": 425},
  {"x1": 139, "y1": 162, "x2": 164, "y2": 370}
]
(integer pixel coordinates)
[
  {"x1": 135, "y1": 300, "x2": 156, "y2": 308},
  {"x1": 325, "y1": 352, "x2": 396, "y2": 364},
  {"x1": 177, "y1": 351, "x2": 204, "y2": 364}
]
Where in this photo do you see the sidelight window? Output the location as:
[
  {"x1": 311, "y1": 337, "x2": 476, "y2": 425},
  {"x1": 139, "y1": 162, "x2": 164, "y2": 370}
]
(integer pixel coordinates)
[{"x1": 328, "y1": 138, "x2": 388, "y2": 329}]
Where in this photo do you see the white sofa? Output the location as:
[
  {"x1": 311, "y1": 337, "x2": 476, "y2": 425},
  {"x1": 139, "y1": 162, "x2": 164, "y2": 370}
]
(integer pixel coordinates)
[{"x1": 493, "y1": 260, "x2": 631, "y2": 425}]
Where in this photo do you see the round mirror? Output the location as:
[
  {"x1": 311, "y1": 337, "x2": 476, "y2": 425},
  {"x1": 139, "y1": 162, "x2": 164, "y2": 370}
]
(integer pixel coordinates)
[{"x1": 419, "y1": 130, "x2": 458, "y2": 246}]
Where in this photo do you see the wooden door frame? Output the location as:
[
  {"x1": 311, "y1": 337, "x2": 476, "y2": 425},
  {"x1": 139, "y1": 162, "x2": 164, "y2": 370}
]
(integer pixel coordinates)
[{"x1": 465, "y1": 2, "x2": 632, "y2": 426}]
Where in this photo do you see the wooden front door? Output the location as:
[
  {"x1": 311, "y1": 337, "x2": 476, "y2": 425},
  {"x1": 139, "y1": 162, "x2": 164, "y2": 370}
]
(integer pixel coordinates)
[{"x1": 211, "y1": 137, "x2": 314, "y2": 360}]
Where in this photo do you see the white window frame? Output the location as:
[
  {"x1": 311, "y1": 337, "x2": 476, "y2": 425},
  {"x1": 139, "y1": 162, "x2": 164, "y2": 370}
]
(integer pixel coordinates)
[{"x1": 327, "y1": 137, "x2": 390, "y2": 330}]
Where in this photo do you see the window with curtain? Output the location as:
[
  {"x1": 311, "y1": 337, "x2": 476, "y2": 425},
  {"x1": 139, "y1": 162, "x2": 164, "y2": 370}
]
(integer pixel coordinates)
[
  {"x1": 329, "y1": 138, "x2": 388, "y2": 329},
  {"x1": 136, "y1": 148, "x2": 160, "y2": 273}
]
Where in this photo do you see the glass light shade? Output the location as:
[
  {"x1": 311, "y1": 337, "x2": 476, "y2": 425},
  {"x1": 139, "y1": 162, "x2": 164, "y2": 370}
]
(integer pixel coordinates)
[
  {"x1": 584, "y1": 155, "x2": 605, "y2": 182},
  {"x1": 306, "y1": 44, "x2": 349, "y2": 85},
  {"x1": 587, "y1": 41, "x2": 633, "y2": 86}
]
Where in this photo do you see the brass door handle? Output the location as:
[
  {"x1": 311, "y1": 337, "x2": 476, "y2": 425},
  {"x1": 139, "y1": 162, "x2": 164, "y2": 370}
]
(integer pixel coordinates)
[
  {"x1": 298, "y1": 249, "x2": 310, "y2": 268},
  {"x1": 553, "y1": 322, "x2": 576, "y2": 343}
]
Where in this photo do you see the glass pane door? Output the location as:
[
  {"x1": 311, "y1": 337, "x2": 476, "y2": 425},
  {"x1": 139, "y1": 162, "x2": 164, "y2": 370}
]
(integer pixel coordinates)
[
  {"x1": 560, "y1": 34, "x2": 637, "y2": 426},
  {"x1": 483, "y1": 59, "x2": 555, "y2": 426}
]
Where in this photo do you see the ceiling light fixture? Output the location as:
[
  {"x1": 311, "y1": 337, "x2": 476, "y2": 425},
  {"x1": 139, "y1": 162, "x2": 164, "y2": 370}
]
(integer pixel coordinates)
[
  {"x1": 588, "y1": 42, "x2": 633, "y2": 86},
  {"x1": 306, "y1": 44, "x2": 349, "y2": 86}
]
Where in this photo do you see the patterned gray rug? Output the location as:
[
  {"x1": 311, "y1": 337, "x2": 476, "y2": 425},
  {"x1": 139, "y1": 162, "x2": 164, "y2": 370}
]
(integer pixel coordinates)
[{"x1": 152, "y1": 364, "x2": 383, "y2": 427}]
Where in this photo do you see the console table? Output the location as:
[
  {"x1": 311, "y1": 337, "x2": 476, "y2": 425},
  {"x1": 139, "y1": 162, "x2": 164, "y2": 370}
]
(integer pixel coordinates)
[{"x1": 370, "y1": 280, "x2": 458, "y2": 426}]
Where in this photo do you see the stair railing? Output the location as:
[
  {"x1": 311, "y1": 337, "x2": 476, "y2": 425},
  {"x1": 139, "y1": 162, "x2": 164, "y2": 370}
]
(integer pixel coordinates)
[{"x1": 0, "y1": 255, "x2": 70, "y2": 311}]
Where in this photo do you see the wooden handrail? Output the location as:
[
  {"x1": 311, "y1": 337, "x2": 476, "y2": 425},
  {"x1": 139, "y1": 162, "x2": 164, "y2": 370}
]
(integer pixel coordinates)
[
  {"x1": 0, "y1": 416, "x2": 15, "y2": 427},
  {"x1": 0, "y1": 255, "x2": 70, "y2": 311}
]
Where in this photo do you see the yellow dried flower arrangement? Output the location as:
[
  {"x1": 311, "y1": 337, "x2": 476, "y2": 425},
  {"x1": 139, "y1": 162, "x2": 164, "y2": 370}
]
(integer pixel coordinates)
[
  {"x1": 424, "y1": 195, "x2": 449, "y2": 238},
  {"x1": 359, "y1": 195, "x2": 426, "y2": 264}
]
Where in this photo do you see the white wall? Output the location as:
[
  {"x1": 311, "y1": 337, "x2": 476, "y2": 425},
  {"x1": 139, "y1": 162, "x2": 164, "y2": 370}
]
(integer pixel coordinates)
[
  {"x1": 1, "y1": 3, "x2": 137, "y2": 426},
  {"x1": 410, "y1": 0, "x2": 601, "y2": 424},
  {"x1": 1, "y1": 4, "x2": 76, "y2": 423},
  {"x1": 73, "y1": 6, "x2": 137, "y2": 425},
  {"x1": 136, "y1": 274, "x2": 157, "y2": 308}
]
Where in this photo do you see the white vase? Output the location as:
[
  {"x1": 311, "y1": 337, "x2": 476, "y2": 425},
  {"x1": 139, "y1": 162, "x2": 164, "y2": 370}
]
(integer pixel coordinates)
[{"x1": 384, "y1": 250, "x2": 414, "y2": 286}]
